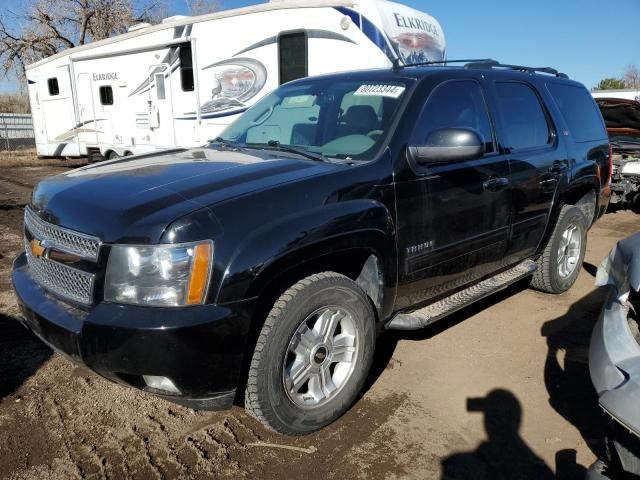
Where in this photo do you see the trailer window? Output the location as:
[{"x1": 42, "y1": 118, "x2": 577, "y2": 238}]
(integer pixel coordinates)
[
  {"x1": 155, "y1": 74, "x2": 166, "y2": 100},
  {"x1": 99, "y1": 86, "x2": 114, "y2": 105},
  {"x1": 179, "y1": 44, "x2": 195, "y2": 92},
  {"x1": 48, "y1": 78, "x2": 59, "y2": 96},
  {"x1": 278, "y1": 31, "x2": 307, "y2": 85}
]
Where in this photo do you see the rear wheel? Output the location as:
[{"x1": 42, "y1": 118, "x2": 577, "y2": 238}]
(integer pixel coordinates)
[
  {"x1": 531, "y1": 204, "x2": 587, "y2": 293},
  {"x1": 87, "y1": 150, "x2": 105, "y2": 163},
  {"x1": 107, "y1": 151, "x2": 120, "y2": 160},
  {"x1": 245, "y1": 272, "x2": 376, "y2": 435}
]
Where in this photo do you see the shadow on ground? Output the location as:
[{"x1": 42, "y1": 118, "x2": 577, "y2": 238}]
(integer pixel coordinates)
[
  {"x1": 364, "y1": 268, "x2": 607, "y2": 479},
  {"x1": 440, "y1": 388, "x2": 560, "y2": 479},
  {"x1": 541, "y1": 287, "x2": 609, "y2": 460},
  {"x1": 0, "y1": 312, "x2": 51, "y2": 400},
  {"x1": 365, "y1": 279, "x2": 531, "y2": 397}
]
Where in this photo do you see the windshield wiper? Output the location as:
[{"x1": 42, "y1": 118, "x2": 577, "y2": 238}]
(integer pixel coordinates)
[
  {"x1": 247, "y1": 140, "x2": 327, "y2": 162},
  {"x1": 209, "y1": 137, "x2": 244, "y2": 149}
]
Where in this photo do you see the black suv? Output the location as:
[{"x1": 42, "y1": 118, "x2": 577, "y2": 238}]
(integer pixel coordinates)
[{"x1": 12, "y1": 61, "x2": 611, "y2": 435}]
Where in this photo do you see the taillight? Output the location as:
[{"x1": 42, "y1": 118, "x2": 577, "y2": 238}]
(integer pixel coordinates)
[{"x1": 607, "y1": 143, "x2": 613, "y2": 185}]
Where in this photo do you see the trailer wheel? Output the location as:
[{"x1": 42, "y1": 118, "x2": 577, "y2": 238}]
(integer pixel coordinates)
[
  {"x1": 107, "y1": 151, "x2": 120, "y2": 160},
  {"x1": 87, "y1": 151, "x2": 105, "y2": 163}
]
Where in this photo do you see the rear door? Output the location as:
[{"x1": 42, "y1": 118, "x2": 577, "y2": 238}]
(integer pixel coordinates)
[
  {"x1": 394, "y1": 77, "x2": 511, "y2": 309},
  {"x1": 487, "y1": 80, "x2": 565, "y2": 264}
]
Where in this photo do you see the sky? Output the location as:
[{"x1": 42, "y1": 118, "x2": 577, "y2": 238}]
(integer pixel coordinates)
[{"x1": 1, "y1": 0, "x2": 638, "y2": 92}]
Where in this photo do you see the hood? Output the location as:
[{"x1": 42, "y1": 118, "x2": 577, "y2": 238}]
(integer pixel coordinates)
[
  {"x1": 596, "y1": 98, "x2": 640, "y2": 134},
  {"x1": 31, "y1": 147, "x2": 341, "y2": 243}
]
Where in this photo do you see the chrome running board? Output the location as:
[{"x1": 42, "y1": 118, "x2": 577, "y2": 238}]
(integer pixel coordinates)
[{"x1": 386, "y1": 260, "x2": 537, "y2": 331}]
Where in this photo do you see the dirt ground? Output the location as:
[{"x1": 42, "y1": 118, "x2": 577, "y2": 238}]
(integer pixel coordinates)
[{"x1": 0, "y1": 163, "x2": 638, "y2": 479}]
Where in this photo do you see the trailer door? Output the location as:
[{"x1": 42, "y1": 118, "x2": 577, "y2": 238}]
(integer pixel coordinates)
[
  {"x1": 148, "y1": 64, "x2": 176, "y2": 148},
  {"x1": 76, "y1": 73, "x2": 97, "y2": 148},
  {"x1": 40, "y1": 66, "x2": 76, "y2": 146}
]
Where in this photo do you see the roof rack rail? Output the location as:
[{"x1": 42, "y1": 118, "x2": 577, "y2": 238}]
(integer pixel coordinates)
[
  {"x1": 464, "y1": 60, "x2": 569, "y2": 78},
  {"x1": 392, "y1": 58, "x2": 496, "y2": 70},
  {"x1": 393, "y1": 58, "x2": 569, "y2": 79}
]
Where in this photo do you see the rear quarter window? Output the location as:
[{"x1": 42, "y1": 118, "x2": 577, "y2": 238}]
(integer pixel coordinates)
[
  {"x1": 494, "y1": 82, "x2": 552, "y2": 151},
  {"x1": 547, "y1": 83, "x2": 607, "y2": 142}
]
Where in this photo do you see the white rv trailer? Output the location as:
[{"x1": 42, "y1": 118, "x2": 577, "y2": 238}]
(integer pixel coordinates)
[{"x1": 25, "y1": 0, "x2": 445, "y2": 160}]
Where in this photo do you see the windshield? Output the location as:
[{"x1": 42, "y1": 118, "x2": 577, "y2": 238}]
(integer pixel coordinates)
[{"x1": 215, "y1": 78, "x2": 413, "y2": 160}]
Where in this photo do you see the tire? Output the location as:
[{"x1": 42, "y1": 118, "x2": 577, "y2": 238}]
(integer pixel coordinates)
[
  {"x1": 107, "y1": 151, "x2": 120, "y2": 160},
  {"x1": 87, "y1": 151, "x2": 105, "y2": 163},
  {"x1": 245, "y1": 272, "x2": 376, "y2": 435},
  {"x1": 531, "y1": 204, "x2": 587, "y2": 294}
]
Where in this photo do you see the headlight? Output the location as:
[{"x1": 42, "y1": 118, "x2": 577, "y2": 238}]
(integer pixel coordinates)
[
  {"x1": 104, "y1": 241, "x2": 213, "y2": 307},
  {"x1": 621, "y1": 161, "x2": 640, "y2": 176}
]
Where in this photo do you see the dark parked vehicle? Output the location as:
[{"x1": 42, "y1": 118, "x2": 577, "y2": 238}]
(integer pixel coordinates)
[
  {"x1": 595, "y1": 97, "x2": 640, "y2": 210},
  {"x1": 12, "y1": 60, "x2": 611, "y2": 435}
]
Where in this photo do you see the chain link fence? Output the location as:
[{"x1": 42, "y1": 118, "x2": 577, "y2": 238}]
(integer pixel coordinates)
[{"x1": 0, "y1": 113, "x2": 35, "y2": 151}]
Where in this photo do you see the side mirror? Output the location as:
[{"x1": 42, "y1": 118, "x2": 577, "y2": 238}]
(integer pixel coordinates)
[{"x1": 409, "y1": 128, "x2": 485, "y2": 164}]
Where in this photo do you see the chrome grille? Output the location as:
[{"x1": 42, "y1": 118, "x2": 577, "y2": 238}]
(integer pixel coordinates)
[
  {"x1": 24, "y1": 238, "x2": 95, "y2": 305},
  {"x1": 24, "y1": 207, "x2": 101, "y2": 261}
]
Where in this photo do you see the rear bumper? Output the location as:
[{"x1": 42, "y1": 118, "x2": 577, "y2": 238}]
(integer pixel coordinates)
[{"x1": 12, "y1": 252, "x2": 256, "y2": 410}]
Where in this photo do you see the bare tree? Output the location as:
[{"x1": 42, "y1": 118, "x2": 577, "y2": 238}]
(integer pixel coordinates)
[
  {"x1": 623, "y1": 64, "x2": 640, "y2": 90},
  {"x1": 185, "y1": 0, "x2": 220, "y2": 16},
  {"x1": 0, "y1": 0, "x2": 164, "y2": 80}
]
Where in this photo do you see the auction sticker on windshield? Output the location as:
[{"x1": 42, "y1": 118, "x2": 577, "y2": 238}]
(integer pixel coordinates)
[{"x1": 354, "y1": 84, "x2": 406, "y2": 98}]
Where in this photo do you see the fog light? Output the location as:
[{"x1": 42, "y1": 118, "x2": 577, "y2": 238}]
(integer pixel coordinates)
[{"x1": 142, "y1": 375, "x2": 181, "y2": 395}]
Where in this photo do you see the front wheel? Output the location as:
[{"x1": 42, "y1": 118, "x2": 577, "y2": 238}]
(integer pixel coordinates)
[
  {"x1": 531, "y1": 204, "x2": 588, "y2": 294},
  {"x1": 245, "y1": 272, "x2": 376, "y2": 435}
]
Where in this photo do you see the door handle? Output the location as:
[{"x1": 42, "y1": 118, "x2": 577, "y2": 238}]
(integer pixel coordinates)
[
  {"x1": 483, "y1": 177, "x2": 509, "y2": 192},
  {"x1": 549, "y1": 163, "x2": 568, "y2": 175}
]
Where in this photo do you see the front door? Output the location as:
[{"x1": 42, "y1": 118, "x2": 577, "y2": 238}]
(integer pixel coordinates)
[
  {"x1": 148, "y1": 64, "x2": 176, "y2": 148},
  {"x1": 394, "y1": 77, "x2": 511, "y2": 310}
]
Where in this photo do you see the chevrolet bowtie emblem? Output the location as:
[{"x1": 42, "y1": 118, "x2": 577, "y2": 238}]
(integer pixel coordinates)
[{"x1": 30, "y1": 239, "x2": 46, "y2": 258}]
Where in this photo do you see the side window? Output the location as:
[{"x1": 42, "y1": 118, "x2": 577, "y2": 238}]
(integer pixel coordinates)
[
  {"x1": 179, "y1": 44, "x2": 195, "y2": 92},
  {"x1": 494, "y1": 82, "x2": 551, "y2": 151},
  {"x1": 99, "y1": 86, "x2": 113, "y2": 105},
  {"x1": 416, "y1": 80, "x2": 494, "y2": 153},
  {"x1": 48, "y1": 78, "x2": 59, "y2": 96},
  {"x1": 547, "y1": 83, "x2": 607, "y2": 142},
  {"x1": 278, "y1": 31, "x2": 307, "y2": 85}
]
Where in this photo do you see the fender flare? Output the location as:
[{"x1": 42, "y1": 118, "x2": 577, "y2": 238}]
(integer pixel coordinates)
[{"x1": 215, "y1": 200, "x2": 396, "y2": 307}]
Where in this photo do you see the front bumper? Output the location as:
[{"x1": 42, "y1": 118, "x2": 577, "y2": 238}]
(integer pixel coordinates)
[
  {"x1": 12, "y1": 252, "x2": 256, "y2": 410},
  {"x1": 589, "y1": 288, "x2": 640, "y2": 436}
]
